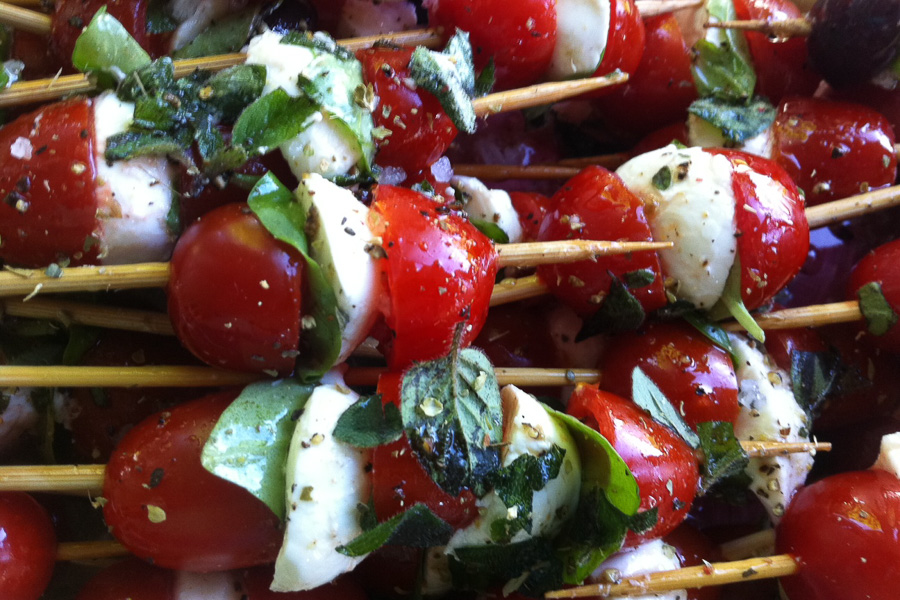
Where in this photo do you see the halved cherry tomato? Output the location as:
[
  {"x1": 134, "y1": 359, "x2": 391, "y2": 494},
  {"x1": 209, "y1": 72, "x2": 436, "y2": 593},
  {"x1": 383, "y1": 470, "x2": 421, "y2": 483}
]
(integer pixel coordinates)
[
  {"x1": 0, "y1": 492, "x2": 57, "y2": 600},
  {"x1": 776, "y1": 469, "x2": 900, "y2": 600},
  {"x1": 567, "y1": 384, "x2": 699, "y2": 546},
  {"x1": 596, "y1": 0, "x2": 645, "y2": 80},
  {"x1": 103, "y1": 390, "x2": 284, "y2": 571},
  {"x1": 536, "y1": 166, "x2": 666, "y2": 319},
  {"x1": 599, "y1": 321, "x2": 740, "y2": 430},
  {"x1": 168, "y1": 203, "x2": 304, "y2": 375},
  {"x1": 848, "y1": 239, "x2": 900, "y2": 352},
  {"x1": 427, "y1": 0, "x2": 557, "y2": 90},
  {"x1": 368, "y1": 185, "x2": 497, "y2": 369}
]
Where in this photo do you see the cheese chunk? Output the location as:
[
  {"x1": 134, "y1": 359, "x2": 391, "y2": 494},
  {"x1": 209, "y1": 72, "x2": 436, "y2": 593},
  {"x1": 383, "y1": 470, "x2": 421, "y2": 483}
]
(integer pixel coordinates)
[
  {"x1": 547, "y1": 0, "x2": 612, "y2": 80},
  {"x1": 451, "y1": 175, "x2": 524, "y2": 243},
  {"x1": 873, "y1": 432, "x2": 900, "y2": 479},
  {"x1": 174, "y1": 571, "x2": 243, "y2": 600},
  {"x1": 592, "y1": 539, "x2": 685, "y2": 600}
]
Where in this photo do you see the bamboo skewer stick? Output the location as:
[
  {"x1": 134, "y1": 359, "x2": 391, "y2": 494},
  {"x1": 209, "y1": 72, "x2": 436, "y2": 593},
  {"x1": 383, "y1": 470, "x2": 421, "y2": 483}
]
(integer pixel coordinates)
[
  {"x1": 494, "y1": 240, "x2": 672, "y2": 268},
  {"x1": 720, "y1": 529, "x2": 777, "y2": 561},
  {"x1": 0, "y1": 0, "x2": 49, "y2": 33},
  {"x1": 472, "y1": 72, "x2": 628, "y2": 115},
  {"x1": 1, "y1": 297, "x2": 175, "y2": 335},
  {"x1": 490, "y1": 274, "x2": 550, "y2": 307},
  {"x1": 739, "y1": 440, "x2": 830, "y2": 458},
  {"x1": 545, "y1": 554, "x2": 800, "y2": 598},
  {"x1": 58, "y1": 540, "x2": 130, "y2": 562},
  {"x1": 706, "y1": 18, "x2": 812, "y2": 37},
  {"x1": 805, "y1": 183, "x2": 900, "y2": 229},
  {"x1": 453, "y1": 164, "x2": 581, "y2": 180},
  {"x1": 0, "y1": 365, "x2": 260, "y2": 387},
  {"x1": 721, "y1": 300, "x2": 863, "y2": 332}
]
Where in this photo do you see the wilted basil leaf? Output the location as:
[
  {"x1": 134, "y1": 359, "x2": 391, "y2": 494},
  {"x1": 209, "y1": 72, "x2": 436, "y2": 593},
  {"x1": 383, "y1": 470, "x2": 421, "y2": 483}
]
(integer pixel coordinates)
[
  {"x1": 337, "y1": 504, "x2": 453, "y2": 557},
  {"x1": 334, "y1": 394, "x2": 403, "y2": 448}
]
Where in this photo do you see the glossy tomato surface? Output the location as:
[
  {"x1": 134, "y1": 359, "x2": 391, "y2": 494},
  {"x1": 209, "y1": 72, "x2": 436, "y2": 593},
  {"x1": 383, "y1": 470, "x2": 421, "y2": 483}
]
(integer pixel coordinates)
[
  {"x1": 849, "y1": 239, "x2": 900, "y2": 352},
  {"x1": 103, "y1": 391, "x2": 284, "y2": 571},
  {"x1": 427, "y1": 0, "x2": 557, "y2": 90},
  {"x1": 368, "y1": 185, "x2": 497, "y2": 369},
  {"x1": 567, "y1": 384, "x2": 699, "y2": 546},
  {"x1": 509, "y1": 191, "x2": 553, "y2": 242},
  {"x1": 0, "y1": 98, "x2": 99, "y2": 267},
  {"x1": 772, "y1": 98, "x2": 897, "y2": 207},
  {"x1": 595, "y1": 0, "x2": 645, "y2": 79},
  {"x1": 777, "y1": 469, "x2": 900, "y2": 600},
  {"x1": 0, "y1": 493, "x2": 56, "y2": 600},
  {"x1": 599, "y1": 321, "x2": 740, "y2": 430},
  {"x1": 664, "y1": 525, "x2": 722, "y2": 600},
  {"x1": 75, "y1": 558, "x2": 174, "y2": 600},
  {"x1": 358, "y1": 47, "x2": 458, "y2": 178},
  {"x1": 168, "y1": 203, "x2": 303, "y2": 375},
  {"x1": 536, "y1": 166, "x2": 666, "y2": 319}
]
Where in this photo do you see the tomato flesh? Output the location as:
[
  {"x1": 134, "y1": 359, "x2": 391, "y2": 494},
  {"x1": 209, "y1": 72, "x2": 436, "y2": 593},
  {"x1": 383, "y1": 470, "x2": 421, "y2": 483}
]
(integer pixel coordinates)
[{"x1": 0, "y1": 493, "x2": 56, "y2": 600}]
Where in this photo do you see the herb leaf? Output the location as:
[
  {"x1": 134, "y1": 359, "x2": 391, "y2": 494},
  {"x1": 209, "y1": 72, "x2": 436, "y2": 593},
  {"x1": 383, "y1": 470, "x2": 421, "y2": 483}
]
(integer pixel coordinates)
[
  {"x1": 711, "y1": 257, "x2": 764, "y2": 342},
  {"x1": 696, "y1": 421, "x2": 749, "y2": 493},
  {"x1": 688, "y1": 97, "x2": 777, "y2": 144},
  {"x1": 790, "y1": 349, "x2": 841, "y2": 417},
  {"x1": 200, "y1": 379, "x2": 314, "y2": 519},
  {"x1": 72, "y1": 7, "x2": 151, "y2": 85},
  {"x1": 631, "y1": 367, "x2": 701, "y2": 448},
  {"x1": 577, "y1": 274, "x2": 647, "y2": 341},
  {"x1": 470, "y1": 218, "x2": 510, "y2": 244},
  {"x1": 333, "y1": 395, "x2": 403, "y2": 448},
  {"x1": 409, "y1": 30, "x2": 478, "y2": 134},
  {"x1": 682, "y1": 311, "x2": 739, "y2": 365},
  {"x1": 857, "y1": 281, "x2": 899, "y2": 337},
  {"x1": 400, "y1": 347, "x2": 504, "y2": 497},
  {"x1": 337, "y1": 504, "x2": 453, "y2": 557},
  {"x1": 172, "y1": 7, "x2": 258, "y2": 59},
  {"x1": 449, "y1": 537, "x2": 564, "y2": 597},
  {"x1": 232, "y1": 88, "x2": 319, "y2": 154},
  {"x1": 691, "y1": 0, "x2": 756, "y2": 101}
]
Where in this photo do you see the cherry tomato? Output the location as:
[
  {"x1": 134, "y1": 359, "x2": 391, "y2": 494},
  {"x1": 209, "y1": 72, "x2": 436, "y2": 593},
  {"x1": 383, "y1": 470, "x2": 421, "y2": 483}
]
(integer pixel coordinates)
[
  {"x1": 0, "y1": 98, "x2": 99, "y2": 268},
  {"x1": 763, "y1": 323, "x2": 829, "y2": 374},
  {"x1": 509, "y1": 191, "x2": 553, "y2": 242},
  {"x1": 427, "y1": 0, "x2": 557, "y2": 90},
  {"x1": 103, "y1": 390, "x2": 284, "y2": 571},
  {"x1": 599, "y1": 321, "x2": 741, "y2": 430},
  {"x1": 596, "y1": 0, "x2": 645, "y2": 80},
  {"x1": 664, "y1": 524, "x2": 722, "y2": 600},
  {"x1": 368, "y1": 185, "x2": 497, "y2": 369},
  {"x1": 76, "y1": 558, "x2": 174, "y2": 600},
  {"x1": 357, "y1": 47, "x2": 458, "y2": 178},
  {"x1": 631, "y1": 122, "x2": 689, "y2": 156},
  {"x1": 776, "y1": 469, "x2": 900, "y2": 600},
  {"x1": 567, "y1": 384, "x2": 700, "y2": 546},
  {"x1": 0, "y1": 493, "x2": 57, "y2": 600},
  {"x1": 771, "y1": 98, "x2": 897, "y2": 207},
  {"x1": 168, "y1": 203, "x2": 304, "y2": 375},
  {"x1": 536, "y1": 166, "x2": 666, "y2": 319},
  {"x1": 848, "y1": 239, "x2": 900, "y2": 352}
]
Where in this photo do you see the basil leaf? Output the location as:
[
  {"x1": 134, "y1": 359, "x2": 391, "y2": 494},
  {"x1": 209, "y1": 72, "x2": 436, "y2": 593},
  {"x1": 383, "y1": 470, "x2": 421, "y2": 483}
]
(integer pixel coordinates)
[
  {"x1": 688, "y1": 97, "x2": 777, "y2": 144},
  {"x1": 61, "y1": 326, "x2": 101, "y2": 366},
  {"x1": 72, "y1": 7, "x2": 151, "y2": 85},
  {"x1": 696, "y1": 421, "x2": 749, "y2": 493},
  {"x1": 470, "y1": 218, "x2": 510, "y2": 244},
  {"x1": 133, "y1": 94, "x2": 180, "y2": 130},
  {"x1": 204, "y1": 64, "x2": 267, "y2": 122},
  {"x1": 857, "y1": 281, "x2": 899, "y2": 336},
  {"x1": 691, "y1": 0, "x2": 756, "y2": 101},
  {"x1": 146, "y1": 0, "x2": 178, "y2": 34},
  {"x1": 337, "y1": 504, "x2": 453, "y2": 557},
  {"x1": 409, "y1": 30, "x2": 478, "y2": 134},
  {"x1": 652, "y1": 166, "x2": 672, "y2": 191},
  {"x1": 790, "y1": 349, "x2": 841, "y2": 417},
  {"x1": 333, "y1": 395, "x2": 403, "y2": 448},
  {"x1": 105, "y1": 131, "x2": 186, "y2": 162},
  {"x1": 632, "y1": 367, "x2": 700, "y2": 448},
  {"x1": 711, "y1": 257, "x2": 764, "y2": 342},
  {"x1": 246, "y1": 171, "x2": 308, "y2": 254},
  {"x1": 118, "y1": 58, "x2": 175, "y2": 102},
  {"x1": 172, "y1": 6, "x2": 258, "y2": 59},
  {"x1": 475, "y1": 58, "x2": 496, "y2": 97},
  {"x1": 449, "y1": 537, "x2": 564, "y2": 597},
  {"x1": 628, "y1": 506, "x2": 659, "y2": 534},
  {"x1": 682, "y1": 311, "x2": 739, "y2": 365},
  {"x1": 577, "y1": 274, "x2": 646, "y2": 341},
  {"x1": 623, "y1": 269, "x2": 656, "y2": 289},
  {"x1": 200, "y1": 379, "x2": 314, "y2": 519},
  {"x1": 401, "y1": 347, "x2": 504, "y2": 497},
  {"x1": 232, "y1": 88, "x2": 319, "y2": 154},
  {"x1": 281, "y1": 30, "x2": 355, "y2": 62}
]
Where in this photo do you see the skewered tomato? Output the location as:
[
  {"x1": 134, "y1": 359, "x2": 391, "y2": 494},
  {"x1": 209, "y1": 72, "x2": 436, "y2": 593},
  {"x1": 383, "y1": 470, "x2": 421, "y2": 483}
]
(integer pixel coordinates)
[
  {"x1": 0, "y1": 492, "x2": 57, "y2": 600},
  {"x1": 848, "y1": 239, "x2": 900, "y2": 352}
]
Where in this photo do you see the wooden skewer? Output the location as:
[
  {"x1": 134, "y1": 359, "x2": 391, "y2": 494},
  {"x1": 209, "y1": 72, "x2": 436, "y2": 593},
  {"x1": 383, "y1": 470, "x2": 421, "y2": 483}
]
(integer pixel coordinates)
[
  {"x1": 490, "y1": 274, "x2": 550, "y2": 307},
  {"x1": 740, "y1": 440, "x2": 830, "y2": 458},
  {"x1": 706, "y1": 18, "x2": 812, "y2": 38},
  {"x1": 58, "y1": 540, "x2": 130, "y2": 562},
  {"x1": 1, "y1": 297, "x2": 175, "y2": 335},
  {"x1": 805, "y1": 183, "x2": 900, "y2": 229},
  {"x1": 472, "y1": 71, "x2": 628, "y2": 115},
  {"x1": 545, "y1": 554, "x2": 799, "y2": 598},
  {"x1": 722, "y1": 300, "x2": 863, "y2": 332},
  {"x1": 453, "y1": 164, "x2": 581, "y2": 180},
  {"x1": 720, "y1": 529, "x2": 777, "y2": 561},
  {"x1": 0, "y1": 0, "x2": 49, "y2": 34}
]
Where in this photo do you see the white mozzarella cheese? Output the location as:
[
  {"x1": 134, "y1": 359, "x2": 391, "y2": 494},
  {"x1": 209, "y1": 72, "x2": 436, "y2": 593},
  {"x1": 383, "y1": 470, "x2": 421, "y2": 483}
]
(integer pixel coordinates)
[
  {"x1": 617, "y1": 145, "x2": 737, "y2": 309},
  {"x1": 168, "y1": 0, "x2": 250, "y2": 51},
  {"x1": 91, "y1": 93, "x2": 176, "y2": 266},
  {"x1": 451, "y1": 175, "x2": 524, "y2": 243},
  {"x1": 0, "y1": 387, "x2": 40, "y2": 453},
  {"x1": 873, "y1": 432, "x2": 900, "y2": 479},
  {"x1": 245, "y1": 31, "x2": 317, "y2": 97},
  {"x1": 272, "y1": 378, "x2": 372, "y2": 592},
  {"x1": 547, "y1": 0, "x2": 612, "y2": 80},
  {"x1": 296, "y1": 174, "x2": 381, "y2": 362},
  {"x1": 591, "y1": 539, "x2": 685, "y2": 600},
  {"x1": 336, "y1": 0, "x2": 419, "y2": 38},
  {"x1": 446, "y1": 386, "x2": 581, "y2": 551},
  {"x1": 174, "y1": 571, "x2": 244, "y2": 600},
  {"x1": 729, "y1": 334, "x2": 813, "y2": 523}
]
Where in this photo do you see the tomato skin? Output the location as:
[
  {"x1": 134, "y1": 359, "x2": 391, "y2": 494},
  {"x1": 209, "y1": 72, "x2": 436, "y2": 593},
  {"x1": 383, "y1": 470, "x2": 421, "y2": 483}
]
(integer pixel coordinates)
[
  {"x1": 168, "y1": 203, "x2": 303, "y2": 375},
  {"x1": 357, "y1": 47, "x2": 458, "y2": 178},
  {"x1": 597, "y1": 0, "x2": 645, "y2": 79},
  {"x1": 599, "y1": 321, "x2": 740, "y2": 430},
  {"x1": 776, "y1": 469, "x2": 900, "y2": 600},
  {"x1": 772, "y1": 98, "x2": 897, "y2": 207},
  {"x1": 664, "y1": 525, "x2": 722, "y2": 600},
  {"x1": 0, "y1": 493, "x2": 57, "y2": 600},
  {"x1": 76, "y1": 558, "x2": 174, "y2": 600},
  {"x1": 427, "y1": 0, "x2": 557, "y2": 90},
  {"x1": 368, "y1": 185, "x2": 497, "y2": 369},
  {"x1": 849, "y1": 239, "x2": 900, "y2": 352},
  {"x1": 509, "y1": 191, "x2": 552, "y2": 242},
  {"x1": 567, "y1": 384, "x2": 699, "y2": 546},
  {"x1": 536, "y1": 166, "x2": 666, "y2": 319},
  {"x1": 708, "y1": 150, "x2": 810, "y2": 311},
  {"x1": 0, "y1": 98, "x2": 99, "y2": 268},
  {"x1": 103, "y1": 391, "x2": 284, "y2": 571},
  {"x1": 763, "y1": 325, "x2": 829, "y2": 374}
]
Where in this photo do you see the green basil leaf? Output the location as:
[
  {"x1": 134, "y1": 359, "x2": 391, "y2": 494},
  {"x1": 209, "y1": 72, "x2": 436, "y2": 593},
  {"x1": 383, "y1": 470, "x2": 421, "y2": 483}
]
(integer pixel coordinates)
[
  {"x1": 623, "y1": 269, "x2": 656, "y2": 289},
  {"x1": 652, "y1": 166, "x2": 672, "y2": 191},
  {"x1": 72, "y1": 7, "x2": 151, "y2": 85},
  {"x1": 61, "y1": 326, "x2": 101, "y2": 366},
  {"x1": 146, "y1": 0, "x2": 178, "y2": 34},
  {"x1": 790, "y1": 349, "x2": 841, "y2": 417},
  {"x1": 200, "y1": 379, "x2": 314, "y2": 519},
  {"x1": 470, "y1": 218, "x2": 510, "y2": 244},
  {"x1": 696, "y1": 421, "x2": 749, "y2": 493},
  {"x1": 449, "y1": 537, "x2": 564, "y2": 597},
  {"x1": 281, "y1": 30, "x2": 355, "y2": 61},
  {"x1": 246, "y1": 171, "x2": 309, "y2": 254},
  {"x1": 118, "y1": 58, "x2": 176, "y2": 102},
  {"x1": 172, "y1": 6, "x2": 258, "y2": 59},
  {"x1": 409, "y1": 30, "x2": 478, "y2": 134},
  {"x1": 691, "y1": 0, "x2": 756, "y2": 101},
  {"x1": 203, "y1": 64, "x2": 267, "y2": 122},
  {"x1": 232, "y1": 88, "x2": 319, "y2": 154},
  {"x1": 857, "y1": 281, "x2": 899, "y2": 336},
  {"x1": 333, "y1": 394, "x2": 403, "y2": 448},
  {"x1": 133, "y1": 94, "x2": 180, "y2": 130},
  {"x1": 475, "y1": 58, "x2": 496, "y2": 97},
  {"x1": 194, "y1": 115, "x2": 226, "y2": 162},
  {"x1": 711, "y1": 257, "x2": 764, "y2": 342},
  {"x1": 688, "y1": 97, "x2": 777, "y2": 144},
  {"x1": 632, "y1": 367, "x2": 700, "y2": 448},
  {"x1": 577, "y1": 274, "x2": 646, "y2": 341},
  {"x1": 682, "y1": 311, "x2": 739, "y2": 365},
  {"x1": 105, "y1": 131, "x2": 185, "y2": 162},
  {"x1": 337, "y1": 504, "x2": 453, "y2": 557},
  {"x1": 628, "y1": 506, "x2": 659, "y2": 534},
  {"x1": 401, "y1": 347, "x2": 504, "y2": 497}
]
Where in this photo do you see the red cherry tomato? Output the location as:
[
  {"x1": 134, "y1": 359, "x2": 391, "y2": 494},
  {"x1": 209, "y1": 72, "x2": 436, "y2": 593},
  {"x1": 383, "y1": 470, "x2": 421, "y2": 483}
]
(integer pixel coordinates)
[
  {"x1": 776, "y1": 469, "x2": 900, "y2": 600},
  {"x1": 664, "y1": 524, "x2": 723, "y2": 600},
  {"x1": 0, "y1": 98, "x2": 99, "y2": 268},
  {"x1": 536, "y1": 166, "x2": 666, "y2": 319},
  {"x1": 76, "y1": 558, "x2": 174, "y2": 600},
  {"x1": 168, "y1": 203, "x2": 304, "y2": 375},
  {"x1": 509, "y1": 191, "x2": 553, "y2": 242},
  {"x1": 631, "y1": 122, "x2": 690, "y2": 156},
  {"x1": 849, "y1": 239, "x2": 900, "y2": 352},
  {"x1": 0, "y1": 493, "x2": 57, "y2": 600},
  {"x1": 708, "y1": 149, "x2": 810, "y2": 311},
  {"x1": 357, "y1": 47, "x2": 458, "y2": 178},
  {"x1": 763, "y1": 321, "x2": 829, "y2": 374},
  {"x1": 771, "y1": 98, "x2": 897, "y2": 207},
  {"x1": 368, "y1": 185, "x2": 497, "y2": 369},
  {"x1": 103, "y1": 390, "x2": 284, "y2": 571},
  {"x1": 427, "y1": 0, "x2": 557, "y2": 90},
  {"x1": 567, "y1": 384, "x2": 700, "y2": 546},
  {"x1": 599, "y1": 321, "x2": 741, "y2": 430},
  {"x1": 596, "y1": 0, "x2": 645, "y2": 79}
]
